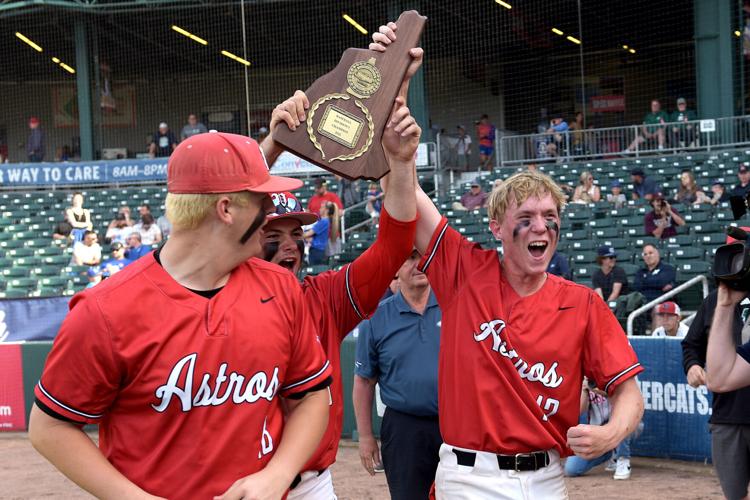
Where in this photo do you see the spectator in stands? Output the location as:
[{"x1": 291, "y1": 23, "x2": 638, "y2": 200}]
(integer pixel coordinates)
[
  {"x1": 682, "y1": 290, "x2": 750, "y2": 500},
  {"x1": 138, "y1": 203, "x2": 152, "y2": 218},
  {"x1": 670, "y1": 97, "x2": 698, "y2": 149},
  {"x1": 630, "y1": 167, "x2": 660, "y2": 201},
  {"x1": 572, "y1": 171, "x2": 601, "y2": 204},
  {"x1": 336, "y1": 175, "x2": 361, "y2": 208},
  {"x1": 475, "y1": 114, "x2": 496, "y2": 170},
  {"x1": 105, "y1": 213, "x2": 133, "y2": 245},
  {"x1": 257, "y1": 126, "x2": 269, "y2": 143},
  {"x1": 26, "y1": 116, "x2": 45, "y2": 162},
  {"x1": 634, "y1": 244, "x2": 676, "y2": 302},
  {"x1": 71, "y1": 230, "x2": 102, "y2": 267},
  {"x1": 325, "y1": 202, "x2": 342, "y2": 258},
  {"x1": 304, "y1": 202, "x2": 332, "y2": 265},
  {"x1": 453, "y1": 124, "x2": 472, "y2": 170},
  {"x1": 731, "y1": 163, "x2": 750, "y2": 199},
  {"x1": 124, "y1": 232, "x2": 150, "y2": 261},
  {"x1": 149, "y1": 122, "x2": 177, "y2": 158},
  {"x1": 569, "y1": 112, "x2": 586, "y2": 156},
  {"x1": 66, "y1": 192, "x2": 93, "y2": 243},
  {"x1": 644, "y1": 195, "x2": 686, "y2": 239},
  {"x1": 492, "y1": 178, "x2": 503, "y2": 190},
  {"x1": 99, "y1": 241, "x2": 132, "y2": 278},
  {"x1": 544, "y1": 113, "x2": 569, "y2": 159},
  {"x1": 307, "y1": 178, "x2": 343, "y2": 214},
  {"x1": 607, "y1": 180, "x2": 627, "y2": 208},
  {"x1": 592, "y1": 245, "x2": 629, "y2": 303},
  {"x1": 673, "y1": 170, "x2": 707, "y2": 205},
  {"x1": 180, "y1": 114, "x2": 207, "y2": 140},
  {"x1": 709, "y1": 180, "x2": 731, "y2": 205},
  {"x1": 156, "y1": 213, "x2": 172, "y2": 240},
  {"x1": 365, "y1": 182, "x2": 383, "y2": 218},
  {"x1": 86, "y1": 267, "x2": 102, "y2": 289},
  {"x1": 52, "y1": 211, "x2": 73, "y2": 244},
  {"x1": 453, "y1": 179, "x2": 488, "y2": 211},
  {"x1": 651, "y1": 301, "x2": 688, "y2": 338},
  {"x1": 624, "y1": 99, "x2": 669, "y2": 153},
  {"x1": 109, "y1": 206, "x2": 134, "y2": 227},
  {"x1": 547, "y1": 251, "x2": 571, "y2": 280},
  {"x1": 133, "y1": 213, "x2": 162, "y2": 246}
]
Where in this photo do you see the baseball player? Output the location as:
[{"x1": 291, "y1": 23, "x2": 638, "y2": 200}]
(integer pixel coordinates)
[
  {"x1": 372, "y1": 26, "x2": 643, "y2": 500},
  {"x1": 29, "y1": 133, "x2": 333, "y2": 500},
  {"x1": 256, "y1": 82, "x2": 422, "y2": 499},
  {"x1": 707, "y1": 282, "x2": 750, "y2": 392}
]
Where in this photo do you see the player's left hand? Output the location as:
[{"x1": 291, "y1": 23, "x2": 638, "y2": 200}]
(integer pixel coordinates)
[
  {"x1": 382, "y1": 96, "x2": 420, "y2": 164},
  {"x1": 213, "y1": 469, "x2": 289, "y2": 500},
  {"x1": 270, "y1": 90, "x2": 309, "y2": 133},
  {"x1": 566, "y1": 423, "x2": 616, "y2": 460}
]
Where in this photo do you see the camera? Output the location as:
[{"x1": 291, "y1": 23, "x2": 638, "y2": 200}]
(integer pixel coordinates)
[{"x1": 714, "y1": 226, "x2": 750, "y2": 290}]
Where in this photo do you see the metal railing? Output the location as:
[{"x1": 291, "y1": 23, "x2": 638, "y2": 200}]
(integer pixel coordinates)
[
  {"x1": 498, "y1": 115, "x2": 750, "y2": 166},
  {"x1": 626, "y1": 274, "x2": 710, "y2": 336}
]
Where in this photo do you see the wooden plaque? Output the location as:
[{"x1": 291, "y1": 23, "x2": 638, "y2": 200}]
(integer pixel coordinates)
[{"x1": 273, "y1": 11, "x2": 427, "y2": 181}]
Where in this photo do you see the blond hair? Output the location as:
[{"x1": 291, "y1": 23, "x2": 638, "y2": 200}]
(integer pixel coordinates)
[
  {"x1": 487, "y1": 171, "x2": 566, "y2": 222},
  {"x1": 165, "y1": 191, "x2": 255, "y2": 230}
]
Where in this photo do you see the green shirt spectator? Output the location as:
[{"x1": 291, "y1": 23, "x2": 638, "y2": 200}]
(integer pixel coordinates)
[{"x1": 670, "y1": 97, "x2": 698, "y2": 148}]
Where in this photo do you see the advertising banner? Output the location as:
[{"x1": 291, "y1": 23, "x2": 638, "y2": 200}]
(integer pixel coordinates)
[{"x1": 0, "y1": 344, "x2": 27, "y2": 431}]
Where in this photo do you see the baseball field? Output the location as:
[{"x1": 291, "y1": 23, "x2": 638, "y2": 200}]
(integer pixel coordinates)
[{"x1": 0, "y1": 433, "x2": 723, "y2": 499}]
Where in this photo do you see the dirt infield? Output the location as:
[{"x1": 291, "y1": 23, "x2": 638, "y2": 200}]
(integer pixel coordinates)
[{"x1": 1, "y1": 433, "x2": 724, "y2": 499}]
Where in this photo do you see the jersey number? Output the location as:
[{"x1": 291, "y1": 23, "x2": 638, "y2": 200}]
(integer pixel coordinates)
[{"x1": 536, "y1": 395, "x2": 560, "y2": 422}]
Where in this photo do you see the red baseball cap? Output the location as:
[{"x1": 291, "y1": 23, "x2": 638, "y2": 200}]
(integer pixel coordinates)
[
  {"x1": 266, "y1": 192, "x2": 319, "y2": 226},
  {"x1": 167, "y1": 132, "x2": 302, "y2": 194},
  {"x1": 29, "y1": 117, "x2": 40, "y2": 125},
  {"x1": 726, "y1": 226, "x2": 750, "y2": 244},
  {"x1": 655, "y1": 301, "x2": 680, "y2": 316}
]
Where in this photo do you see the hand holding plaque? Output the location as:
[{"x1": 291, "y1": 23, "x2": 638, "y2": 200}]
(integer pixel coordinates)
[{"x1": 272, "y1": 11, "x2": 427, "y2": 181}]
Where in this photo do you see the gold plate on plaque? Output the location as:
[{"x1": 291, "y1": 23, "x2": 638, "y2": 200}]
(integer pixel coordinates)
[
  {"x1": 318, "y1": 104, "x2": 365, "y2": 149},
  {"x1": 346, "y1": 57, "x2": 381, "y2": 99}
]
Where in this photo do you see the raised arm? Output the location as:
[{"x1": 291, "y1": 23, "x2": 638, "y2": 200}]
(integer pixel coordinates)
[
  {"x1": 706, "y1": 283, "x2": 750, "y2": 392},
  {"x1": 260, "y1": 90, "x2": 310, "y2": 167}
]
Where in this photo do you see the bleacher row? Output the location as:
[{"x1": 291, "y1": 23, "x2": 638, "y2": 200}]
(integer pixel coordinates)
[{"x1": 0, "y1": 150, "x2": 743, "y2": 300}]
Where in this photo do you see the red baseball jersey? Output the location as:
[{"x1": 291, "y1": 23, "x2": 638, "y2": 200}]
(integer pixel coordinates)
[
  {"x1": 418, "y1": 219, "x2": 643, "y2": 456},
  {"x1": 35, "y1": 254, "x2": 332, "y2": 499},
  {"x1": 300, "y1": 207, "x2": 416, "y2": 472}
]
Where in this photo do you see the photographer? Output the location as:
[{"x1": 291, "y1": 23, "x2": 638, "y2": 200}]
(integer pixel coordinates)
[
  {"x1": 644, "y1": 195, "x2": 685, "y2": 239},
  {"x1": 707, "y1": 283, "x2": 750, "y2": 392},
  {"x1": 683, "y1": 231, "x2": 750, "y2": 500}
]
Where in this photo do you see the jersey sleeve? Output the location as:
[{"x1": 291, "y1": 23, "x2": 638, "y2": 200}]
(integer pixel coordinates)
[
  {"x1": 583, "y1": 292, "x2": 644, "y2": 396},
  {"x1": 354, "y1": 320, "x2": 379, "y2": 380},
  {"x1": 34, "y1": 293, "x2": 122, "y2": 425},
  {"x1": 417, "y1": 217, "x2": 484, "y2": 307},
  {"x1": 279, "y1": 282, "x2": 333, "y2": 398}
]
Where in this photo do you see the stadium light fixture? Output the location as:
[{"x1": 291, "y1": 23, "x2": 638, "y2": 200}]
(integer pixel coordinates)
[
  {"x1": 622, "y1": 45, "x2": 629, "y2": 50},
  {"x1": 51, "y1": 57, "x2": 60, "y2": 63},
  {"x1": 566, "y1": 35, "x2": 581, "y2": 45},
  {"x1": 221, "y1": 50, "x2": 251, "y2": 66},
  {"x1": 495, "y1": 0, "x2": 512, "y2": 9},
  {"x1": 15, "y1": 32, "x2": 42, "y2": 52},
  {"x1": 551, "y1": 28, "x2": 564, "y2": 36},
  {"x1": 736, "y1": 30, "x2": 742, "y2": 37},
  {"x1": 629, "y1": 48, "x2": 636, "y2": 54},
  {"x1": 59, "y1": 62, "x2": 76, "y2": 74},
  {"x1": 171, "y1": 25, "x2": 208, "y2": 46},
  {"x1": 342, "y1": 13, "x2": 368, "y2": 35}
]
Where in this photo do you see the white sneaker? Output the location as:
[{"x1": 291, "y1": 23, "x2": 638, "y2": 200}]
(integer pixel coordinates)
[
  {"x1": 613, "y1": 457, "x2": 631, "y2": 480},
  {"x1": 604, "y1": 456, "x2": 617, "y2": 471}
]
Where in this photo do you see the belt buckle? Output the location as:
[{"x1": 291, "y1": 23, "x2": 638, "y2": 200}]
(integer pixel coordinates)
[{"x1": 514, "y1": 453, "x2": 524, "y2": 472}]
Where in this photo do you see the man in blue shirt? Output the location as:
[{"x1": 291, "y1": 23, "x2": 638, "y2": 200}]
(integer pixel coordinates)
[
  {"x1": 547, "y1": 250, "x2": 571, "y2": 280},
  {"x1": 304, "y1": 203, "x2": 331, "y2": 265},
  {"x1": 353, "y1": 249, "x2": 442, "y2": 500},
  {"x1": 633, "y1": 244, "x2": 676, "y2": 302},
  {"x1": 100, "y1": 242, "x2": 132, "y2": 277},
  {"x1": 124, "y1": 232, "x2": 151, "y2": 261},
  {"x1": 630, "y1": 167, "x2": 660, "y2": 202}
]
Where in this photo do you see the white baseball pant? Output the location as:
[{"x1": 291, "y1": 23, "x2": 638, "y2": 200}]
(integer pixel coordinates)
[
  {"x1": 435, "y1": 443, "x2": 569, "y2": 500},
  {"x1": 286, "y1": 468, "x2": 337, "y2": 500}
]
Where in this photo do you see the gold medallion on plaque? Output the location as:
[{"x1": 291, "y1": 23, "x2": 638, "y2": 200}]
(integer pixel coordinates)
[{"x1": 307, "y1": 58, "x2": 380, "y2": 163}]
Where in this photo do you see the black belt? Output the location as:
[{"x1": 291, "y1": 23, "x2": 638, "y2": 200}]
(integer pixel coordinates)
[
  {"x1": 290, "y1": 469, "x2": 326, "y2": 490},
  {"x1": 452, "y1": 448, "x2": 550, "y2": 472}
]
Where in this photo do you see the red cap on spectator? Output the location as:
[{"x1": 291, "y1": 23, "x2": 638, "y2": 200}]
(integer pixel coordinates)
[
  {"x1": 655, "y1": 301, "x2": 680, "y2": 316},
  {"x1": 726, "y1": 226, "x2": 750, "y2": 244},
  {"x1": 29, "y1": 117, "x2": 40, "y2": 125},
  {"x1": 266, "y1": 192, "x2": 318, "y2": 225},
  {"x1": 167, "y1": 132, "x2": 302, "y2": 194}
]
